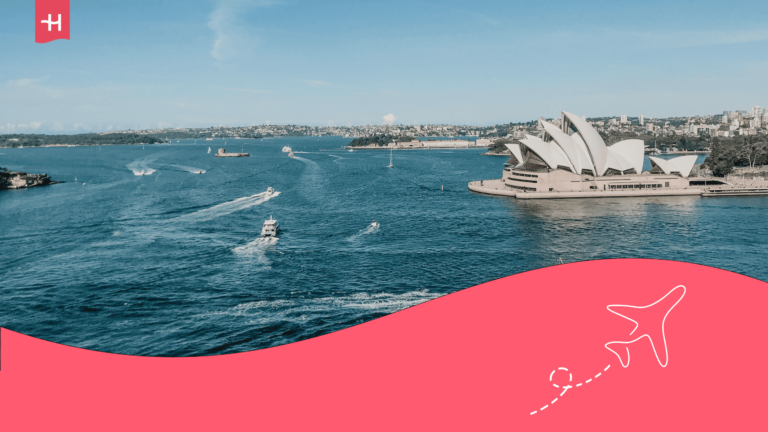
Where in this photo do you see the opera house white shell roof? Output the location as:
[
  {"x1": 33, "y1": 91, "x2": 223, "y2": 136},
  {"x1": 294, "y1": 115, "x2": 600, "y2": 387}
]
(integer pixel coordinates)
[
  {"x1": 508, "y1": 111, "x2": 648, "y2": 177},
  {"x1": 649, "y1": 155, "x2": 698, "y2": 178}
]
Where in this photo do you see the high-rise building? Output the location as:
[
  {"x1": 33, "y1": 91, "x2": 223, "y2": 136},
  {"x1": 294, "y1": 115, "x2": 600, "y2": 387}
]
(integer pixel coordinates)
[
  {"x1": 620, "y1": 114, "x2": 628, "y2": 124},
  {"x1": 639, "y1": 115, "x2": 644, "y2": 126},
  {"x1": 753, "y1": 106, "x2": 762, "y2": 127}
]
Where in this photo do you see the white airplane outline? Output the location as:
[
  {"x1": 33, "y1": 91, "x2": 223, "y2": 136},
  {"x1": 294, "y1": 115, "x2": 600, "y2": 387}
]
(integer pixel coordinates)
[{"x1": 604, "y1": 285, "x2": 686, "y2": 368}]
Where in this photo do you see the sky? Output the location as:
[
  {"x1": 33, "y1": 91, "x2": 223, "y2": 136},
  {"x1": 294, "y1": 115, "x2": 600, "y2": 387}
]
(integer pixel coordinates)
[{"x1": 2, "y1": 0, "x2": 768, "y2": 133}]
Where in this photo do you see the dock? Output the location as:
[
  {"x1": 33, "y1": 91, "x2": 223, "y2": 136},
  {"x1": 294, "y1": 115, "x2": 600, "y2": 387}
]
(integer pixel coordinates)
[{"x1": 701, "y1": 188, "x2": 768, "y2": 197}]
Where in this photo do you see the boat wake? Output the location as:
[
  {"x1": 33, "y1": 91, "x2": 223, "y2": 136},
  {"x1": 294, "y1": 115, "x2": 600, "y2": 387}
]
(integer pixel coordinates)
[
  {"x1": 232, "y1": 236, "x2": 279, "y2": 266},
  {"x1": 347, "y1": 223, "x2": 380, "y2": 241},
  {"x1": 127, "y1": 154, "x2": 161, "y2": 176},
  {"x1": 176, "y1": 191, "x2": 280, "y2": 222},
  {"x1": 167, "y1": 164, "x2": 207, "y2": 174},
  {"x1": 195, "y1": 289, "x2": 441, "y2": 321}
]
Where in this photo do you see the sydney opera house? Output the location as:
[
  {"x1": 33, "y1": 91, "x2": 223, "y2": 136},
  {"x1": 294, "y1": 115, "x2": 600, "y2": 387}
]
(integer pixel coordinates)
[{"x1": 469, "y1": 111, "x2": 729, "y2": 199}]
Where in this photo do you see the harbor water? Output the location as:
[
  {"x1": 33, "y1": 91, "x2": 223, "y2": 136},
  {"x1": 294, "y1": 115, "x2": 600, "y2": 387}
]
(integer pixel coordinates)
[{"x1": 1, "y1": 138, "x2": 766, "y2": 356}]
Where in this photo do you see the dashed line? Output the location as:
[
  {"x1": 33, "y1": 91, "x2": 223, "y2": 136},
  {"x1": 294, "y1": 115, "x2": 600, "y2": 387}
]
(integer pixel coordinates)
[{"x1": 530, "y1": 364, "x2": 610, "y2": 415}]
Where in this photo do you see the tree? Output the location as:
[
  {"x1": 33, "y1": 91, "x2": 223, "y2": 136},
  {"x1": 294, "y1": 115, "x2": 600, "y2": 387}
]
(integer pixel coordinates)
[{"x1": 738, "y1": 137, "x2": 768, "y2": 169}]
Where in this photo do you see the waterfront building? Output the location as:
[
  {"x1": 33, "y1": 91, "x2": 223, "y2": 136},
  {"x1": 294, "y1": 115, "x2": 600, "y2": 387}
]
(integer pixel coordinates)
[{"x1": 469, "y1": 111, "x2": 732, "y2": 198}]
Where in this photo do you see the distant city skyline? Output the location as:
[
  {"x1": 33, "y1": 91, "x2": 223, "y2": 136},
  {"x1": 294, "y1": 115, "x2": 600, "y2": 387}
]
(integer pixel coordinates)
[{"x1": 2, "y1": 0, "x2": 768, "y2": 133}]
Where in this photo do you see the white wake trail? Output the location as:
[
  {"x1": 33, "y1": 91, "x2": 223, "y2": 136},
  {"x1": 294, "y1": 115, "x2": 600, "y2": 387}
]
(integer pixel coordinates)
[
  {"x1": 167, "y1": 164, "x2": 206, "y2": 174},
  {"x1": 347, "y1": 223, "x2": 380, "y2": 241},
  {"x1": 176, "y1": 191, "x2": 280, "y2": 222},
  {"x1": 232, "y1": 236, "x2": 279, "y2": 266},
  {"x1": 126, "y1": 154, "x2": 161, "y2": 176}
]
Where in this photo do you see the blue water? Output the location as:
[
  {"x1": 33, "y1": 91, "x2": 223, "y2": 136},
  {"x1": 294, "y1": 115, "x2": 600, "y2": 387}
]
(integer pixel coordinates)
[{"x1": 1, "y1": 138, "x2": 766, "y2": 356}]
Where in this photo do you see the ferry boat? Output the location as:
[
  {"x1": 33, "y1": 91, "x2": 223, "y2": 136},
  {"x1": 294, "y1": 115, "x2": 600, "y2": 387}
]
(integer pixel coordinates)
[
  {"x1": 282, "y1": 146, "x2": 292, "y2": 153},
  {"x1": 261, "y1": 216, "x2": 279, "y2": 237}
]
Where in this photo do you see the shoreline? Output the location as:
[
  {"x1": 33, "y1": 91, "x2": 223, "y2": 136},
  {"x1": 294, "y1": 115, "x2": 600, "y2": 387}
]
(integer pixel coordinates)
[
  {"x1": 346, "y1": 146, "x2": 488, "y2": 151},
  {"x1": 468, "y1": 179, "x2": 768, "y2": 199}
]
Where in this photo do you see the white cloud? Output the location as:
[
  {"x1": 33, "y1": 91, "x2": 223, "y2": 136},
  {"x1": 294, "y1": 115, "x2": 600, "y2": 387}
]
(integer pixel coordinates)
[
  {"x1": 208, "y1": 0, "x2": 281, "y2": 60},
  {"x1": 382, "y1": 113, "x2": 397, "y2": 124},
  {"x1": 0, "y1": 122, "x2": 43, "y2": 133},
  {"x1": 5, "y1": 77, "x2": 51, "y2": 88}
]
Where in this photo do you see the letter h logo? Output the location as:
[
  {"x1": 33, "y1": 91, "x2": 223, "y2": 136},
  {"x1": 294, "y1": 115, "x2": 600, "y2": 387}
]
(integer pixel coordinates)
[
  {"x1": 41, "y1": 14, "x2": 62, "y2": 32},
  {"x1": 35, "y1": 0, "x2": 70, "y2": 43}
]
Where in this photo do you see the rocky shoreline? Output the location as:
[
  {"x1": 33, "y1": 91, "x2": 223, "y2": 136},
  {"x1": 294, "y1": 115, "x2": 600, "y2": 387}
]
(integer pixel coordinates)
[{"x1": 0, "y1": 167, "x2": 60, "y2": 190}]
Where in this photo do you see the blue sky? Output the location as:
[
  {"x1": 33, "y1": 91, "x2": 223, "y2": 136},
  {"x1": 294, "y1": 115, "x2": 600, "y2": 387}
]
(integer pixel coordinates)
[{"x1": 2, "y1": 0, "x2": 768, "y2": 133}]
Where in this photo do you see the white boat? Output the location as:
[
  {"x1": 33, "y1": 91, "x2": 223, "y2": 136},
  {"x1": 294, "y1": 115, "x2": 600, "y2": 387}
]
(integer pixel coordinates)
[
  {"x1": 282, "y1": 146, "x2": 292, "y2": 152},
  {"x1": 288, "y1": 152, "x2": 295, "y2": 158},
  {"x1": 267, "y1": 186, "x2": 274, "y2": 194},
  {"x1": 348, "y1": 149, "x2": 353, "y2": 152},
  {"x1": 206, "y1": 138, "x2": 213, "y2": 141},
  {"x1": 261, "y1": 216, "x2": 279, "y2": 237},
  {"x1": 194, "y1": 170, "x2": 203, "y2": 174},
  {"x1": 371, "y1": 220, "x2": 379, "y2": 228},
  {"x1": 208, "y1": 147, "x2": 211, "y2": 154},
  {"x1": 388, "y1": 149, "x2": 394, "y2": 168}
]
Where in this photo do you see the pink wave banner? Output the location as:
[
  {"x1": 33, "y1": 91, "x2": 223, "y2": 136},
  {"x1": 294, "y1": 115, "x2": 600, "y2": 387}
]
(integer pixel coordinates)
[{"x1": 0, "y1": 259, "x2": 765, "y2": 430}]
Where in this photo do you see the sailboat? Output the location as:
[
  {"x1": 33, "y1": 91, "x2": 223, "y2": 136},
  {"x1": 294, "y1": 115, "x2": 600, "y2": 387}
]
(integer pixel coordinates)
[
  {"x1": 208, "y1": 147, "x2": 211, "y2": 154},
  {"x1": 388, "y1": 149, "x2": 394, "y2": 168}
]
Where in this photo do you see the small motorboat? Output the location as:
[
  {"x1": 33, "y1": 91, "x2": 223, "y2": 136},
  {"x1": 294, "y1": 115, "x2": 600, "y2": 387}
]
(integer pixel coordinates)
[
  {"x1": 194, "y1": 170, "x2": 203, "y2": 174},
  {"x1": 267, "y1": 187, "x2": 274, "y2": 194},
  {"x1": 261, "y1": 216, "x2": 279, "y2": 237},
  {"x1": 288, "y1": 152, "x2": 295, "y2": 158},
  {"x1": 371, "y1": 220, "x2": 379, "y2": 228},
  {"x1": 282, "y1": 146, "x2": 292, "y2": 153}
]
